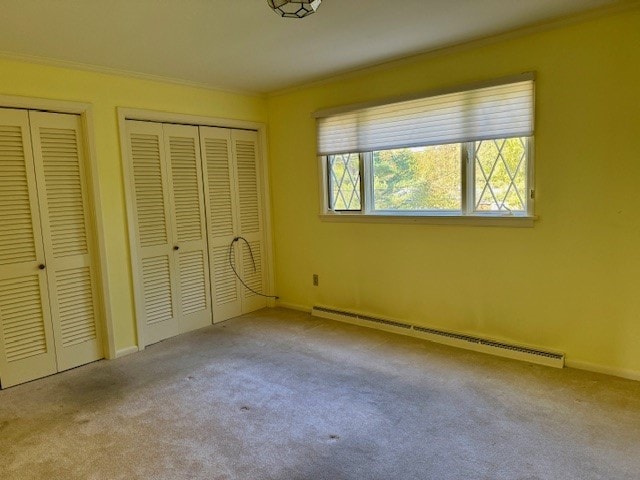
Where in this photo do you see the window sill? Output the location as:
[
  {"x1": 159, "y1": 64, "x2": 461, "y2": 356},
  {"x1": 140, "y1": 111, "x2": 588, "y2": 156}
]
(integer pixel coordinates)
[{"x1": 318, "y1": 213, "x2": 537, "y2": 227}]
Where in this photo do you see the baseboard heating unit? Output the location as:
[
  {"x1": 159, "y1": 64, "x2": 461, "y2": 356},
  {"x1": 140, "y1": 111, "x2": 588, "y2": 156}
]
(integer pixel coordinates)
[{"x1": 311, "y1": 306, "x2": 564, "y2": 369}]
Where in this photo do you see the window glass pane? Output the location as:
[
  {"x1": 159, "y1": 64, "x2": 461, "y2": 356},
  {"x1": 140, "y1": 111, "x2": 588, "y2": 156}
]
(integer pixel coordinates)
[
  {"x1": 328, "y1": 153, "x2": 361, "y2": 211},
  {"x1": 474, "y1": 137, "x2": 527, "y2": 212},
  {"x1": 372, "y1": 145, "x2": 461, "y2": 211}
]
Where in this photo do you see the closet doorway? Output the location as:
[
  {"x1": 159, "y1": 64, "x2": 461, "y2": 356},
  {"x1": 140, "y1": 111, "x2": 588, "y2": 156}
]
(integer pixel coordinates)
[
  {"x1": 119, "y1": 109, "x2": 274, "y2": 349},
  {"x1": 0, "y1": 98, "x2": 112, "y2": 388}
]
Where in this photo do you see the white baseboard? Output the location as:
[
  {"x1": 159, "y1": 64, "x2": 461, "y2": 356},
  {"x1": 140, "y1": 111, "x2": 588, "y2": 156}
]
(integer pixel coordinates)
[
  {"x1": 115, "y1": 346, "x2": 139, "y2": 358},
  {"x1": 275, "y1": 301, "x2": 312, "y2": 313},
  {"x1": 302, "y1": 304, "x2": 640, "y2": 382},
  {"x1": 312, "y1": 305, "x2": 564, "y2": 369},
  {"x1": 112, "y1": 306, "x2": 640, "y2": 382},
  {"x1": 565, "y1": 359, "x2": 640, "y2": 382}
]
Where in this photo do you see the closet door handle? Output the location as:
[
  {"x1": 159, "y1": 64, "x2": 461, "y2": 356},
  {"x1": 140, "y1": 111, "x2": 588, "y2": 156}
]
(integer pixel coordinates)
[
  {"x1": 38, "y1": 264, "x2": 46, "y2": 270},
  {"x1": 173, "y1": 246, "x2": 180, "y2": 251}
]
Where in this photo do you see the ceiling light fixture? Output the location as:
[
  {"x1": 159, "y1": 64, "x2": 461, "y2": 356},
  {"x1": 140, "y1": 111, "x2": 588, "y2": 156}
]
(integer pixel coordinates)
[{"x1": 267, "y1": 0, "x2": 322, "y2": 19}]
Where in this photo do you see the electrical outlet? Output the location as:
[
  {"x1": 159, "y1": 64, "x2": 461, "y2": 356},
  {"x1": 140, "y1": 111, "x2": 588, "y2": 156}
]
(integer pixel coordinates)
[{"x1": 313, "y1": 274, "x2": 319, "y2": 286}]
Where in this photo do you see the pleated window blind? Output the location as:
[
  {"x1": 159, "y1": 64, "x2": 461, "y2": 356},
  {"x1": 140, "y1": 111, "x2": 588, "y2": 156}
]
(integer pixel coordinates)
[{"x1": 316, "y1": 74, "x2": 535, "y2": 156}]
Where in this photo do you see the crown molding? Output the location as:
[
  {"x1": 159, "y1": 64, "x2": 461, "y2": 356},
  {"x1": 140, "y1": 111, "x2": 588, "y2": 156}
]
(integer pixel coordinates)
[
  {"x1": 0, "y1": 0, "x2": 637, "y2": 99},
  {"x1": 268, "y1": 0, "x2": 640, "y2": 98},
  {"x1": 0, "y1": 51, "x2": 266, "y2": 99}
]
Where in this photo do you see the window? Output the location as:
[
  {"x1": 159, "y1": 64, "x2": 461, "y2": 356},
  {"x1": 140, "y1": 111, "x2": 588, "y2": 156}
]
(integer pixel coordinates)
[
  {"x1": 318, "y1": 74, "x2": 535, "y2": 223},
  {"x1": 328, "y1": 153, "x2": 361, "y2": 210}
]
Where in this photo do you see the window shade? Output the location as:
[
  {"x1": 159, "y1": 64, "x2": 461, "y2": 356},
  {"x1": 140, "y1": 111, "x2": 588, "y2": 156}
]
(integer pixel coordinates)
[{"x1": 316, "y1": 75, "x2": 535, "y2": 156}]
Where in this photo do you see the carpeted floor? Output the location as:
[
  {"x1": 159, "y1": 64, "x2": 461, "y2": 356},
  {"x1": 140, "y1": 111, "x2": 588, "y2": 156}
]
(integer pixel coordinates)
[{"x1": 1, "y1": 307, "x2": 639, "y2": 480}]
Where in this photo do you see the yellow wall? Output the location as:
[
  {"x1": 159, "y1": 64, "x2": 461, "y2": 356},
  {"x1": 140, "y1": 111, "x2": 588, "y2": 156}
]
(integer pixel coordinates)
[
  {"x1": 1, "y1": 8, "x2": 638, "y2": 378},
  {"x1": 267, "y1": 9, "x2": 640, "y2": 377},
  {"x1": 0, "y1": 58, "x2": 268, "y2": 352}
]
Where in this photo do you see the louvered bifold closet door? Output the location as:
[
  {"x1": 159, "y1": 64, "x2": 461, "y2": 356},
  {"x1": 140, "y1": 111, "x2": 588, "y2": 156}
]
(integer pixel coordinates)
[
  {"x1": 162, "y1": 124, "x2": 211, "y2": 333},
  {"x1": 126, "y1": 121, "x2": 179, "y2": 345},
  {"x1": 0, "y1": 108, "x2": 57, "y2": 388},
  {"x1": 29, "y1": 112, "x2": 103, "y2": 372},
  {"x1": 232, "y1": 130, "x2": 267, "y2": 313},
  {"x1": 199, "y1": 127, "x2": 242, "y2": 322}
]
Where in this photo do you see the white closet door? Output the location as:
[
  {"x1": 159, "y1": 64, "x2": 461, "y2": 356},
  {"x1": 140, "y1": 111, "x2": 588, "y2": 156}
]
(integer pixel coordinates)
[
  {"x1": 126, "y1": 120, "x2": 179, "y2": 345},
  {"x1": 29, "y1": 112, "x2": 103, "y2": 372},
  {"x1": 0, "y1": 108, "x2": 57, "y2": 388},
  {"x1": 199, "y1": 127, "x2": 242, "y2": 322},
  {"x1": 232, "y1": 130, "x2": 267, "y2": 313},
  {"x1": 162, "y1": 124, "x2": 212, "y2": 333}
]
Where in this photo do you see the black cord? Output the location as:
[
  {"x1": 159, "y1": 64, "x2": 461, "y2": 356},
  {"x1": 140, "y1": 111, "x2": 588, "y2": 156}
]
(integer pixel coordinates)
[{"x1": 228, "y1": 237, "x2": 279, "y2": 299}]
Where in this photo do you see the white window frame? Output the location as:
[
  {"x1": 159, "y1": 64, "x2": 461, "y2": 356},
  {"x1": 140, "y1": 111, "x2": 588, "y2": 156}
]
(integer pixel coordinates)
[{"x1": 316, "y1": 74, "x2": 536, "y2": 227}]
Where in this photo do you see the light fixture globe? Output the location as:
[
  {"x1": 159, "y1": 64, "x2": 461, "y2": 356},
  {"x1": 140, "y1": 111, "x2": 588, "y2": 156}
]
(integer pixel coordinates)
[{"x1": 267, "y1": 0, "x2": 322, "y2": 19}]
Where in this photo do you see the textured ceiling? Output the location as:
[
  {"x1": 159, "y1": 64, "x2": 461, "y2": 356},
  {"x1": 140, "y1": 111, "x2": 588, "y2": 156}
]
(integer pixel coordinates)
[{"x1": 0, "y1": 0, "x2": 624, "y2": 93}]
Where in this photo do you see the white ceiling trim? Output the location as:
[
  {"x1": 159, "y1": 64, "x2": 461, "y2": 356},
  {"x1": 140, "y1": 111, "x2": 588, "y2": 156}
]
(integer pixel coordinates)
[
  {"x1": 268, "y1": 0, "x2": 640, "y2": 97},
  {"x1": 0, "y1": 50, "x2": 264, "y2": 98},
  {"x1": 1, "y1": 0, "x2": 636, "y2": 97}
]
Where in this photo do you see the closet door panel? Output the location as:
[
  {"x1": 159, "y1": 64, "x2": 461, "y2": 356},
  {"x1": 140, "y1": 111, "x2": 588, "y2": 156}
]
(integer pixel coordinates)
[
  {"x1": 210, "y1": 244, "x2": 240, "y2": 319},
  {"x1": 199, "y1": 127, "x2": 241, "y2": 322},
  {"x1": 126, "y1": 121, "x2": 179, "y2": 345},
  {"x1": 29, "y1": 112, "x2": 102, "y2": 371},
  {"x1": 234, "y1": 132, "x2": 261, "y2": 236},
  {"x1": 240, "y1": 239, "x2": 263, "y2": 300},
  {"x1": 163, "y1": 124, "x2": 211, "y2": 333},
  {"x1": 232, "y1": 130, "x2": 267, "y2": 313},
  {"x1": 0, "y1": 274, "x2": 56, "y2": 387},
  {"x1": 0, "y1": 108, "x2": 57, "y2": 388}
]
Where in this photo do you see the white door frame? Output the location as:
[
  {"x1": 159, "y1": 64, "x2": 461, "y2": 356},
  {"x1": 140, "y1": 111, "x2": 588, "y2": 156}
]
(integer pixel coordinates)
[
  {"x1": 0, "y1": 94, "x2": 116, "y2": 360},
  {"x1": 117, "y1": 107, "x2": 276, "y2": 350}
]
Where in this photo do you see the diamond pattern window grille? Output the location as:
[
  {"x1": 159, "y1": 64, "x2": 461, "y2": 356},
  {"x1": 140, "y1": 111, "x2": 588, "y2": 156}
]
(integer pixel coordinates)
[
  {"x1": 474, "y1": 137, "x2": 527, "y2": 212},
  {"x1": 328, "y1": 153, "x2": 361, "y2": 210}
]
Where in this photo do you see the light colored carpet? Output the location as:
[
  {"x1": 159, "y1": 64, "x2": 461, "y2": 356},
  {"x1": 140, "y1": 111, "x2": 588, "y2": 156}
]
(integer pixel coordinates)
[{"x1": 1, "y1": 307, "x2": 639, "y2": 480}]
